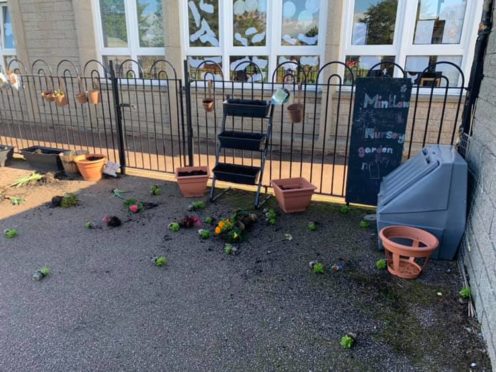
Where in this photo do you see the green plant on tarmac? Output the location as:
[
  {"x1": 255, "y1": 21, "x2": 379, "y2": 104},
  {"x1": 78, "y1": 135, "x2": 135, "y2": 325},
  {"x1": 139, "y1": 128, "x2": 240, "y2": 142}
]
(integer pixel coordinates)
[
  {"x1": 198, "y1": 229, "x2": 211, "y2": 239},
  {"x1": 224, "y1": 243, "x2": 234, "y2": 255},
  {"x1": 4, "y1": 228, "x2": 17, "y2": 239},
  {"x1": 151, "y1": 184, "x2": 161, "y2": 196},
  {"x1": 340, "y1": 334, "x2": 355, "y2": 349},
  {"x1": 312, "y1": 262, "x2": 325, "y2": 274},
  {"x1": 376, "y1": 259, "x2": 387, "y2": 270},
  {"x1": 265, "y1": 208, "x2": 277, "y2": 225},
  {"x1": 154, "y1": 256, "x2": 168, "y2": 267},
  {"x1": 339, "y1": 205, "x2": 350, "y2": 214},
  {"x1": 61, "y1": 193, "x2": 79, "y2": 208},
  {"x1": 459, "y1": 287, "x2": 472, "y2": 300},
  {"x1": 188, "y1": 201, "x2": 206, "y2": 211},
  {"x1": 204, "y1": 216, "x2": 214, "y2": 225},
  {"x1": 359, "y1": 220, "x2": 370, "y2": 229},
  {"x1": 307, "y1": 222, "x2": 317, "y2": 231},
  {"x1": 168, "y1": 222, "x2": 180, "y2": 232},
  {"x1": 39, "y1": 266, "x2": 51, "y2": 276},
  {"x1": 10, "y1": 196, "x2": 24, "y2": 206}
]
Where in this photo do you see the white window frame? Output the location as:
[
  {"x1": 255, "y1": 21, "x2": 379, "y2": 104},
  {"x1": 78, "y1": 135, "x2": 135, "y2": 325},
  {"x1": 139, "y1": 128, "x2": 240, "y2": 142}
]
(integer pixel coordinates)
[
  {"x1": 0, "y1": 1, "x2": 16, "y2": 72},
  {"x1": 91, "y1": 0, "x2": 165, "y2": 76},
  {"x1": 340, "y1": 0, "x2": 483, "y2": 89},
  {"x1": 180, "y1": 0, "x2": 328, "y2": 84}
]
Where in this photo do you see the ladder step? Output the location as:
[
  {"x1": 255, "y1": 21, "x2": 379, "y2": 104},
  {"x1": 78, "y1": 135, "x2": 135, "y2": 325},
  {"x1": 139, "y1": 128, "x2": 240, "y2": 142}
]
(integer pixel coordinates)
[
  {"x1": 213, "y1": 163, "x2": 261, "y2": 185},
  {"x1": 218, "y1": 131, "x2": 266, "y2": 151}
]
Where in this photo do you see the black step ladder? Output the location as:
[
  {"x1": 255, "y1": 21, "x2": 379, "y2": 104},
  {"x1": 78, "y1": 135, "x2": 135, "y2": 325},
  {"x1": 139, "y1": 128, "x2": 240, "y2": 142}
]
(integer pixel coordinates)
[{"x1": 210, "y1": 99, "x2": 275, "y2": 208}]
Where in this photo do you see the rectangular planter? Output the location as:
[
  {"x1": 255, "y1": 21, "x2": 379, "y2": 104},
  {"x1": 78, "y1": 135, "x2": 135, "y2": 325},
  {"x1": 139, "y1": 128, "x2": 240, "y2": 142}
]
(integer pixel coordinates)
[
  {"x1": 271, "y1": 178, "x2": 316, "y2": 213},
  {"x1": 223, "y1": 99, "x2": 270, "y2": 118},
  {"x1": 0, "y1": 145, "x2": 14, "y2": 167},
  {"x1": 175, "y1": 166, "x2": 210, "y2": 197},
  {"x1": 21, "y1": 146, "x2": 66, "y2": 171},
  {"x1": 218, "y1": 131, "x2": 266, "y2": 151},
  {"x1": 213, "y1": 163, "x2": 260, "y2": 185}
]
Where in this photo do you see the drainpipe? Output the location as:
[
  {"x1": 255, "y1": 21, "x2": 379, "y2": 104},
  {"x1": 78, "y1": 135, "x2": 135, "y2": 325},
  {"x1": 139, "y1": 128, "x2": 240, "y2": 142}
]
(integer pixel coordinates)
[{"x1": 461, "y1": 0, "x2": 494, "y2": 135}]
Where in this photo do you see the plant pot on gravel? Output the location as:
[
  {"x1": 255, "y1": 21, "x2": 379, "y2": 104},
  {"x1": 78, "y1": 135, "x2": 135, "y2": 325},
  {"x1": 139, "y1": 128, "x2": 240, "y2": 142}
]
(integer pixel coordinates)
[
  {"x1": 0, "y1": 145, "x2": 14, "y2": 167},
  {"x1": 271, "y1": 177, "x2": 316, "y2": 213},
  {"x1": 379, "y1": 225, "x2": 439, "y2": 280},
  {"x1": 175, "y1": 166, "x2": 210, "y2": 197},
  {"x1": 75, "y1": 154, "x2": 106, "y2": 182},
  {"x1": 21, "y1": 146, "x2": 66, "y2": 171},
  {"x1": 59, "y1": 150, "x2": 87, "y2": 175}
]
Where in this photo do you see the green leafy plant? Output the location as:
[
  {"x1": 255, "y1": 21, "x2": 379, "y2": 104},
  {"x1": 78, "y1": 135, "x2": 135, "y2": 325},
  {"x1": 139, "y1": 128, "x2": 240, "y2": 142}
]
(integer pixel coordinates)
[
  {"x1": 340, "y1": 334, "x2": 355, "y2": 349},
  {"x1": 376, "y1": 258, "x2": 387, "y2": 270},
  {"x1": 168, "y1": 222, "x2": 180, "y2": 232},
  {"x1": 154, "y1": 256, "x2": 167, "y2": 267},
  {"x1": 198, "y1": 229, "x2": 210, "y2": 239},
  {"x1": 10, "y1": 196, "x2": 24, "y2": 206},
  {"x1": 10, "y1": 172, "x2": 44, "y2": 188},
  {"x1": 151, "y1": 184, "x2": 161, "y2": 196},
  {"x1": 339, "y1": 205, "x2": 350, "y2": 214},
  {"x1": 188, "y1": 200, "x2": 206, "y2": 211},
  {"x1": 312, "y1": 262, "x2": 325, "y2": 274},
  {"x1": 224, "y1": 243, "x2": 234, "y2": 255},
  {"x1": 39, "y1": 266, "x2": 50, "y2": 276},
  {"x1": 308, "y1": 222, "x2": 317, "y2": 231},
  {"x1": 459, "y1": 287, "x2": 471, "y2": 299},
  {"x1": 60, "y1": 193, "x2": 79, "y2": 208},
  {"x1": 84, "y1": 221, "x2": 95, "y2": 229},
  {"x1": 359, "y1": 220, "x2": 370, "y2": 229},
  {"x1": 204, "y1": 216, "x2": 214, "y2": 225},
  {"x1": 4, "y1": 228, "x2": 17, "y2": 239},
  {"x1": 265, "y1": 208, "x2": 277, "y2": 225}
]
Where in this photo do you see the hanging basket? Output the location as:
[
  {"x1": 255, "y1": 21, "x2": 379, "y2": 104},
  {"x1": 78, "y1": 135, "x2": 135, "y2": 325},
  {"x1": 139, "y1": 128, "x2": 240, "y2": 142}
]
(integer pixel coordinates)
[
  {"x1": 88, "y1": 89, "x2": 101, "y2": 105},
  {"x1": 55, "y1": 94, "x2": 68, "y2": 107},
  {"x1": 202, "y1": 80, "x2": 214, "y2": 112},
  {"x1": 75, "y1": 92, "x2": 88, "y2": 104},
  {"x1": 286, "y1": 83, "x2": 304, "y2": 123},
  {"x1": 379, "y1": 226, "x2": 439, "y2": 279}
]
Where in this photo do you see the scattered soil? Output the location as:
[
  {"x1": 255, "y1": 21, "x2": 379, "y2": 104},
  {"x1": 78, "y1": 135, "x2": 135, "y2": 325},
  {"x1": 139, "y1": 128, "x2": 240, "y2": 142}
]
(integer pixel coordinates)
[{"x1": 178, "y1": 170, "x2": 208, "y2": 177}]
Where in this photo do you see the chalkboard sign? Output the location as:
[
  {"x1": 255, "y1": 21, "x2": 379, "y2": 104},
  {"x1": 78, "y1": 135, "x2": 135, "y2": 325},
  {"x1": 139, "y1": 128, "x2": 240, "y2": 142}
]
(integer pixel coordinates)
[{"x1": 346, "y1": 78, "x2": 412, "y2": 206}]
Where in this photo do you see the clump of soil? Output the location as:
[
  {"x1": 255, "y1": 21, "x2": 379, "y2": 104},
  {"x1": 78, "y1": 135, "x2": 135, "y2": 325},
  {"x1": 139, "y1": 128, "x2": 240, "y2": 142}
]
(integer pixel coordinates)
[{"x1": 178, "y1": 170, "x2": 207, "y2": 177}]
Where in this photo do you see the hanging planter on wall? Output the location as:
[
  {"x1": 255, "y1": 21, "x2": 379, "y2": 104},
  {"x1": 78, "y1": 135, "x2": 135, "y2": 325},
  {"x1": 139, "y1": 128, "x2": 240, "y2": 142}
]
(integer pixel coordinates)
[
  {"x1": 88, "y1": 79, "x2": 101, "y2": 105},
  {"x1": 75, "y1": 77, "x2": 88, "y2": 104},
  {"x1": 54, "y1": 90, "x2": 68, "y2": 107},
  {"x1": 287, "y1": 83, "x2": 304, "y2": 123},
  {"x1": 202, "y1": 80, "x2": 214, "y2": 112},
  {"x1": 41, "y1": 90, "x2": 55, "y2": 102}
]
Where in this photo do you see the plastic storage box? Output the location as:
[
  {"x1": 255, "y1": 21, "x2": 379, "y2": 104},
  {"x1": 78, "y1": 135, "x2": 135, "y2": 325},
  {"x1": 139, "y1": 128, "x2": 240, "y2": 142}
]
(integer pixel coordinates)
[{"x1": 377, "y1": 145, "x2": 467, "y2": 260}]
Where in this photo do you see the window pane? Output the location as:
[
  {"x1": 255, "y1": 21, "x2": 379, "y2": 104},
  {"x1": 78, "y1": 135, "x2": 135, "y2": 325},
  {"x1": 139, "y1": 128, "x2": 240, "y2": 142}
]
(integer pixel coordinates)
[
  {"x1": 103, "y1": 55, "x2": 133, "y2": 77},
  {"x1": 229, "y1": 56, "x2": 268, "y2": 82},
  {"x1": 414, "y1": 0, "x2": 466, "y2": 44},
  {"x1": 276, "y1": 55, "x2": 320, "y2": 83},
  {"x1": 281, "y1": 0, "x2": 320, "y2": 46},
  {"x1": 138, "y1": 55, "x2": 166, "y2": 78},
  {"x1": 100, "y1": 0, "x2": 128, "y2": 48},
  {"x1": 2, "y1": 5, "x2": 15, "y2": 49},
  {"x1": 344, "y1": 55, "x2": 395, "y2": 84},
  {"x1": 351, "y1": 0, "x2": 398, "y2": 45},
  {"x1": 188, "y1": 0, "x2": 219, "y2": 47},
  {"x1": 136, "y1": 0, "x2": 164, "y2": 47},
  {"x1": 233, "y1": 0, "x2": 267, "y2": 47},
  {"x1": 188, "y1": 56, "x2": 223, "y2": 80},
  {"x1": 405, "y1": 55, "x2": 462, "y2": 86}
]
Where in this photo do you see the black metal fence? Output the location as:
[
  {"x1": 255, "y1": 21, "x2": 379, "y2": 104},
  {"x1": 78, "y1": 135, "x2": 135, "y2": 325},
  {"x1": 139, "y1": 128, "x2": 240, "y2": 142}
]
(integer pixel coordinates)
[{"x1": 0, "y1": 58, "x2": 467, "y2": 199}]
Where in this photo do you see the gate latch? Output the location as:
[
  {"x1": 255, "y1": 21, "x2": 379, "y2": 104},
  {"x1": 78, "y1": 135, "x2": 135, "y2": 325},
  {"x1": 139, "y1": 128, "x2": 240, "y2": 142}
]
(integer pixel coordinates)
[{"x1": 120, "y1": 103, "x2": 137, "y2": 111}]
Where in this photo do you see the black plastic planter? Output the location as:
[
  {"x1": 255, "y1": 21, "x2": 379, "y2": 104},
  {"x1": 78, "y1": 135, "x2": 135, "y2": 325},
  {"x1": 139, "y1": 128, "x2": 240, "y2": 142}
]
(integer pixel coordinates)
[
  {"x1": 223, "y1": 99, "x2": 270, "y2": 118},
  {"x1": 213, "y1": 163, "x2": 260, "y2": 185},
  {"x1": 218, "y1": 131, "x2": 266, "y2": 151},
  {"x1": 0, "y1": 145, "x2": 14, "y2": 167},
  {"x1": 21, "y1": 146, "x2": 66, "y2": 171}
]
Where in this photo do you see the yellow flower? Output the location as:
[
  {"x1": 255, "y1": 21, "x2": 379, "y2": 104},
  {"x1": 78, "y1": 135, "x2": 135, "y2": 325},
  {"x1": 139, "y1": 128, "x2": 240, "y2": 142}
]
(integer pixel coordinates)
[{"x1": 219, "y1": 221, "x2": 225, "y2": 229}]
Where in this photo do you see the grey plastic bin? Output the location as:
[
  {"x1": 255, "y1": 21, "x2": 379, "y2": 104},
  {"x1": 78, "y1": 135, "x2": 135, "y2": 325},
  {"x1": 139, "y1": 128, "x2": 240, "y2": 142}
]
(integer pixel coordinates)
[{"x1": 377, "y1": 145, "x2": 467, "y2": 260}]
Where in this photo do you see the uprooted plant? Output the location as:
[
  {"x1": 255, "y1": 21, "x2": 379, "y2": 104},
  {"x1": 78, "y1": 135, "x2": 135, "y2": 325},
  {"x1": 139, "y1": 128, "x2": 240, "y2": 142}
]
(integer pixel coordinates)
[
  {"x1": 10, "y1": 172, "x2": 45, "y2": 188},
  {"x1": 214, "y1": 210, "x2": 257, "y2": 243}
]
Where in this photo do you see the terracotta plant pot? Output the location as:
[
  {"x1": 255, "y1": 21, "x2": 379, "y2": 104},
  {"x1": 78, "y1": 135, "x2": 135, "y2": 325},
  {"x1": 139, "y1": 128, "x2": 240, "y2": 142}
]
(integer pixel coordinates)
[
  {"x1": 202, "y1": 98, "x2": 214, "y2": 112},
  {"x1": 75, "y1": 154, "x2": 106, "y2": 182},
  {"x1": 55, "y1": 95, "x2": 68, "y2": 107},
  {"x1": 287, "y1": 103, "x2": 304, "y2": 123},
  {"x1": 271, "y1": 177, "x2": 316, "y2": 213},
  {"x1": 379, "y1": 226, "x2": 439, "y2": 280},
  {"x1": 42, "y1": 91, "x2": 55, "y2": 102},
  {"x1": 59, "y1": 150, "x2": 87, "y2": 175},
  {"x1": 88, "y1": 89, "x2": 101, "y2": 105},
  {"x1": 175, "y1": 166, "x2": 210, "y2": 197},
  {"x1": 75, "y1": 92, "x2": 88, "y2": 104}
]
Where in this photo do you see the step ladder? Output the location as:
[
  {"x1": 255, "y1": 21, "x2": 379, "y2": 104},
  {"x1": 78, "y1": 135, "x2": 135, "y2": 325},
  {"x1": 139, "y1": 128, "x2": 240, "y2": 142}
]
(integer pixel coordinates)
[{"x1": 210, "y1": 99, "x2": 275, "y2": 208}]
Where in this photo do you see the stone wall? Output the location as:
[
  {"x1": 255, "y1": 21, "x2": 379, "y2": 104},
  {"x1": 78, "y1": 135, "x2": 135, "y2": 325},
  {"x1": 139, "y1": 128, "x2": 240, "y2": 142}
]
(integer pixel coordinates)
[{"x1": 461, "y1": 3, "x2": 496, "y2": 366}]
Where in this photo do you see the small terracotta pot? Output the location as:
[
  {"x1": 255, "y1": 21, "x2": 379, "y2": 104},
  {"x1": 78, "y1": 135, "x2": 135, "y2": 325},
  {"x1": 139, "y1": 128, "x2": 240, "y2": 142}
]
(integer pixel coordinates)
[
  {"x1": 75, "y1": 92, "x2": 88, "y2": 104},
  {"x1": 59, "y1": 150, "x2": 87, "y2": 175},
  {"x1": 175, "y1": 166, "x2": 210, "y2": 197},
  {"x1": 75, "y1": 154, "x2": 106, "y2": 182},
  {"x1": 379, "y1": 226, "x2": 439, "y2": 280},
  {"x1": 88, "y1": 89, "x2": 101, "y2": 105},
  {"x1": 42, "y1": 91, "x2": 55, "y2": 102},
  {"x1": 55, "y1": 95, "x2": 68, "y2": 107},
  {"x1": 202, "y1": 99, "x2": 214, "y2": 112},
  {"x1": 271, "y1": 177, "x2": 316, "y2": 213},
  {"x1": 287, "y1": 103, "x2": 304, "y2": 123}
]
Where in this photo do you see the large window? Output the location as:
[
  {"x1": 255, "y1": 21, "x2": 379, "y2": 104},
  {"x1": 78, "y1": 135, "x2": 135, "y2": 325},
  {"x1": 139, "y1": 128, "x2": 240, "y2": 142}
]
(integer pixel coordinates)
[
  {"x1": 0, "y1": 2, "x2": 15, "y2": 72},
  {"x1": 93, "y1": 0, "x2": 165, "y2": 76},
  {"x1": 183, "y1": 0, "x2": 328, "y2": 83},
  {"x1": 342, "y1": 0, "x2": 482, "y2": 86}
]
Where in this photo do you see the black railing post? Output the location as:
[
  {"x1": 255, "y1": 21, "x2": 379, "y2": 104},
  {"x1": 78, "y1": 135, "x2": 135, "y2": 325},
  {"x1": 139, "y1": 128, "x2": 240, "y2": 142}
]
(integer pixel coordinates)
[
  {"x1": 109, "y1": 60, "x2": 127, "y2": 175},
  {"x1": 183, "y1": 59, "x2": 194, "y2": 166}
]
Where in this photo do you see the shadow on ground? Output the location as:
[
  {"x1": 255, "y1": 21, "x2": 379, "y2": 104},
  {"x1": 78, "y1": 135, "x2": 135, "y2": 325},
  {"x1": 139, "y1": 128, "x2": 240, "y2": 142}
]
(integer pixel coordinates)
[{"x1": 0, "y1": 163, "x2": 491, "y2": 371}]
